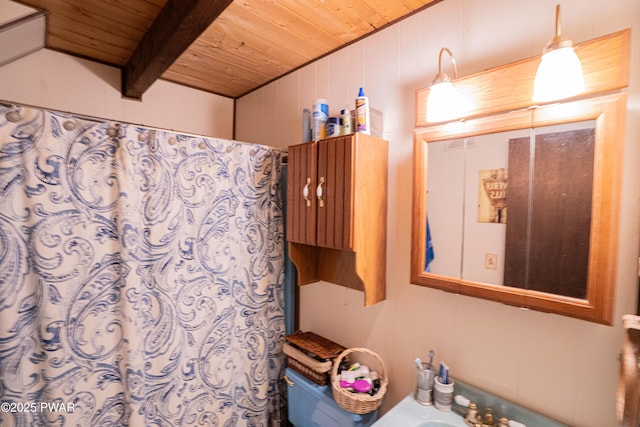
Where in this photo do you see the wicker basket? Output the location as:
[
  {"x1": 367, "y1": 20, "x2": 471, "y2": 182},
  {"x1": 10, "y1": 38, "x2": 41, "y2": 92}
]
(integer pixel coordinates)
[
  {"x1": 284, "y1": 331, "x2": 346, "y2": 385},
  {"x1": 331, "y1": 348, "x2": 388, "y2": 414},
  {"x1": 283, "y1": 343, "x2": 332, "y2": 385}
]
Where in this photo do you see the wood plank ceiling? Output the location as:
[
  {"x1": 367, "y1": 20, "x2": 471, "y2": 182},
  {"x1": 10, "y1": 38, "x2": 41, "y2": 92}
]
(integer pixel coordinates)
[{"x1": 14, "y1": 0, "x2": 441, "y2": 99}]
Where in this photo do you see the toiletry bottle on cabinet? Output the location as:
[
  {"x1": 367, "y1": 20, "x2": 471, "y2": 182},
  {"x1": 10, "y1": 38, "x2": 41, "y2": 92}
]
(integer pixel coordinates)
[{"x1": 355, "y1": 88, "x2": 370, "y2": 135}]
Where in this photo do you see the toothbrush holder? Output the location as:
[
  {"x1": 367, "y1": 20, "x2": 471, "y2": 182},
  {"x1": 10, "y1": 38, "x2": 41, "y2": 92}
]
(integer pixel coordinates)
[
  {"x1": 415, "y1": 363, "x2": 435, "y2": 405},
  {"x1": 433, "y1": 377, "x2": 454, "y2": 411}
]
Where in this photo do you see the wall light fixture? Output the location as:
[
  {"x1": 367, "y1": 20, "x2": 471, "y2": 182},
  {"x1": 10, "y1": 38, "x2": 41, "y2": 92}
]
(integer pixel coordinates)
[
  {"x1": 426, "y1": 47, "x2": 461, "y2": 123},
  {"x1": 533, "y1": 4, "x2": 584, "y2": 103}
]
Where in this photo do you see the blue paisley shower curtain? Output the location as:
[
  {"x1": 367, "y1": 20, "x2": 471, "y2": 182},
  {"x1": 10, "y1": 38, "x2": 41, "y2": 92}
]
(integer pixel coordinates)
[{"x1": 0, "y1": 103, "x2": 285, "y2": 426}]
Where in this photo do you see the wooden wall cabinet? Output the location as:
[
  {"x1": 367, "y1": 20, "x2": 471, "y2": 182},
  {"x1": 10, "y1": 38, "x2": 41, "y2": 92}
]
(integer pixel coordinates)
[{"x1": 286, "y1": 133, "x2": 388, "y2": 306}]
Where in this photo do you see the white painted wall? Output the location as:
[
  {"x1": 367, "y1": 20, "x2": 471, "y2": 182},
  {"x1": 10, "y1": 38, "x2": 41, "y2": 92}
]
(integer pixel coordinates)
[
  {"x1": 0, "y1": 0, "x2": 234, "y2": 139},
  {"x1": 0, "y1": 49, "x2": 234, "y2": 139},
  {"x1": 236, "y1": 0, "x2": 640, "y2": 425},
  {"x1": 0, "y1": 0, "x2": 33, "y2": 25}
]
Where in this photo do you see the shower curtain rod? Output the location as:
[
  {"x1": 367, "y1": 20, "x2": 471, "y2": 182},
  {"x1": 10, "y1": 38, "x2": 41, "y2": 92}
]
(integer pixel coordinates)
[{"x1": 0, "y1": 98, "x2": 287, "y2": 153}]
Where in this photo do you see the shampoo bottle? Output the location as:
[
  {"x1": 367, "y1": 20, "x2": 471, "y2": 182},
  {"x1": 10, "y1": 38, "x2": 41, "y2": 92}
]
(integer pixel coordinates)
[
  {"x1": 340, "y1": 108, "x2": 352, "y2": 135},
  {"x1": 355, "y1": 87, "x2": 370, "y2": 135},
  {"x1": 312, "y1": 99, "x2": 329, "y2": 141}
]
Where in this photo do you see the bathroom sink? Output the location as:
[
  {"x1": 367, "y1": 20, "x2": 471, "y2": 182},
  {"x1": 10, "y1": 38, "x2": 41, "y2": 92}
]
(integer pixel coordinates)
[
  {"x1": 375, "y1": 380, "x2": 566, "y2": 427},
  {"x1": 372, "y1": 395, "x2": 467, "y2": 427}
]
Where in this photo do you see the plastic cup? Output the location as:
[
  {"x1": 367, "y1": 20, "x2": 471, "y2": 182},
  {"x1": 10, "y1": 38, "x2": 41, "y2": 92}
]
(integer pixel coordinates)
[
  {"x1": 433, "y1": 377, "x2": 454, "y2": 411},
  {"x1": 415, "y1": 363, "x2": 435, "y2": 405}
]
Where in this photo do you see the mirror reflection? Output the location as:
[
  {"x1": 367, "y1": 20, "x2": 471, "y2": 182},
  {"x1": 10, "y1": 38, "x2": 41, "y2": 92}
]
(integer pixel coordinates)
[
  {"x1": 426, "y1": 121, "x2": 595, "y2": 299},
  {"x1": 506, "y1": 121, "x2": 596, "y2": 299}
]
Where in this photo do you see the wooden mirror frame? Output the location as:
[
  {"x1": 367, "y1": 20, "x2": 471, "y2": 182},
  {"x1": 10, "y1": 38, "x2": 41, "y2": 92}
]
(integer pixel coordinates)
[
  {"x1": 410, "y1": 29, "x2": 630, "y2": 325},
  {"x1": 411, "y1": 94, "x2": 626, "y2": 324}
]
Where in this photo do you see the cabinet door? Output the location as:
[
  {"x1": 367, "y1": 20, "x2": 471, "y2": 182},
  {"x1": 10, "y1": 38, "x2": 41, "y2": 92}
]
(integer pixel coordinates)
[
  {"x1": 287, "y1": 142, "x2": 317, "y2": 245},
  {"x1": 316, "y1": 136, "x2": 354, "y2": 250}
]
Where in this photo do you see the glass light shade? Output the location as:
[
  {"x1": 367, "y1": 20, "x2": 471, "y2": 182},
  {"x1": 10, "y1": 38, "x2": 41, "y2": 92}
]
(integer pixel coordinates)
[
  {"x1": 533, "y1": 46, "x2": 585, "y2": 102},
  {"x1": 426, "y1": 81, "x2": 460, "y2": 123}
]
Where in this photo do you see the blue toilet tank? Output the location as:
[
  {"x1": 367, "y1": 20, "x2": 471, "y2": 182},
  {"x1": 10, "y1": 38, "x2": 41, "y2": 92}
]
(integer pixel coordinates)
[{"x1": 286, "y1": 367, "x2": 379, "y2": 427}]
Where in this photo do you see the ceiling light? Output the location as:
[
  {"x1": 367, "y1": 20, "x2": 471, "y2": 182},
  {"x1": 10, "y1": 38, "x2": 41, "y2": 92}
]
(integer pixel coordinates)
[{"x1": 533, "y1": 4, "x2": 584, "y2": 103}]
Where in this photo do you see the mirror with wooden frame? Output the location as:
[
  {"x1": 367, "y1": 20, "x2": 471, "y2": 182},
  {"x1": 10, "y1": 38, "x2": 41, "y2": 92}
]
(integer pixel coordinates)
[
  {"x1": 411, "y1": 94, "x2": 625, "y2": 324},
  {"x1": 410, "y1": 29, "x2": 630, "y2": 325}
]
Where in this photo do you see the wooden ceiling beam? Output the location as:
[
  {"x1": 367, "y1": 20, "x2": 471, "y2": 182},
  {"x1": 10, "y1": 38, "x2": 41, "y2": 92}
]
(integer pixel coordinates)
[{"x1": 122, "y1": 0, "x2": 233, "y2": 99}]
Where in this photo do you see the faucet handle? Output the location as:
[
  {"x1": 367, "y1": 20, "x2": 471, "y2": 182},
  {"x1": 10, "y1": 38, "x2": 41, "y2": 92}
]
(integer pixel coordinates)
[
  {"x1": 466, "y1": 402, "x2": 478, "y2": 424},
  {"x1": 454, "y1": 394, "x2": 471, "y2": 407},
  {"x1": 455, "y1": 394, "x2": 480, "y2": 425},
  {"x1": 483, "y1": 408, "x2": 495, "y2": 426}
]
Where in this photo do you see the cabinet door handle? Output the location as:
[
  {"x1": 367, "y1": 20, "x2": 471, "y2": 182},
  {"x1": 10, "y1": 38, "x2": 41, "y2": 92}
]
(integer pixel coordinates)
[
  {"x1": 316, "y1": 177, "x2": 325, "y2": 207},
  {"x1": 303, "y1": 177, "x2": 312, "y2": 207},
  {"x1": 284, "y1": 375, "x2": 294, "y2": 387}
]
